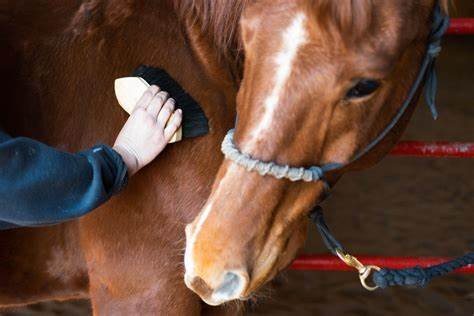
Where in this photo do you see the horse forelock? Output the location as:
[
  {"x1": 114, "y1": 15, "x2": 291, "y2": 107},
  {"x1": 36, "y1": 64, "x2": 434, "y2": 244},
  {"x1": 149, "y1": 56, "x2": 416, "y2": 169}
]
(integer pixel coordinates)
[
  {"x1": 309, "y1": 0, "x2": 449, "y2": 46},
  {"x1": 310, "y1": 0, "x2": 375, "y2": 41},
  {"x1": 172, "y1": 0, "x2": 449, "y2": 75}
]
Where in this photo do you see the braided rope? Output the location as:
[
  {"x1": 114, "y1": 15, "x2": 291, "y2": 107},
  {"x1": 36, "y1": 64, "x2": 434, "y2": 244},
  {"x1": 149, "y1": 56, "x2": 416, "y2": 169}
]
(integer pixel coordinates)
[
  {"x1": 221, "y1": 129, "x2": 324, "y2": 182},
  {"x1": 372, "y1": 252, "x2": 474, "y2": 288}
]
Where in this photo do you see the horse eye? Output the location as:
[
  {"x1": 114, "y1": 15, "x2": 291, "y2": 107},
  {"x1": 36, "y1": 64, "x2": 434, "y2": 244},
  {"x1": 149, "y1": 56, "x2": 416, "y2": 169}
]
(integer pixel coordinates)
[{"x1": 346, "y1": 79, "x2": 380, "y2": 99}]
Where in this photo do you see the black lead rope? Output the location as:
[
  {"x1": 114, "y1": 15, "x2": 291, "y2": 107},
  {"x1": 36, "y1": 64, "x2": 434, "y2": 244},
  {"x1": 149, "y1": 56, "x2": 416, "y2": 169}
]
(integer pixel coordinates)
[{"x1": 309, "y1": 207, "x2": 474, "y2": 290}]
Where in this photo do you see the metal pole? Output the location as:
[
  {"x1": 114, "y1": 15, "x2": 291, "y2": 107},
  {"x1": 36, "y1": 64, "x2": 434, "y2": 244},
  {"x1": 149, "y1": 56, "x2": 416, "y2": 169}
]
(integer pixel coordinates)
[
  {"x1": 391, "y1": 141, "x2": 474, "y2": 158},
  {"x1": 290, "y1": 255, "x2": 474, "y2": 273},
  {"x1": 447, "y1": 18, "x2": 474, "y2": 35}
]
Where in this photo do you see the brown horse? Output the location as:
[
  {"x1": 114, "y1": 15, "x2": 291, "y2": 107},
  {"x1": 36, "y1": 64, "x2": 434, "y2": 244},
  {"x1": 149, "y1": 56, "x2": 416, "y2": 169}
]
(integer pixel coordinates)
[{"x1": 0, "y1": 0, "x2": 446, "y2": 314}]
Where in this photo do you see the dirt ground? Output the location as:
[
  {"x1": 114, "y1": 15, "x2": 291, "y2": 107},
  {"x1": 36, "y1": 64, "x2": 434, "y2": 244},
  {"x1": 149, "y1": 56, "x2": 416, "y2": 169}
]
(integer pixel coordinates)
[{"x1": 2, "y1": 4, "x2": 473, "y2": 316}]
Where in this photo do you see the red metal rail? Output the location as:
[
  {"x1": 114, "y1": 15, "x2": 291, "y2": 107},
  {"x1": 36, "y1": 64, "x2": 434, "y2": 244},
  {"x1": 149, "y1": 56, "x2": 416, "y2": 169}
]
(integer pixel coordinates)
[
  {"x1": 290, "y1": 255, "x2": 474, "y2": 273},
  {"x1": 391, "y1": 141, "x2": 474, "y2": 158},
  {"x1": 447, "y1": 18, "x2": 474, "y2": 35}
]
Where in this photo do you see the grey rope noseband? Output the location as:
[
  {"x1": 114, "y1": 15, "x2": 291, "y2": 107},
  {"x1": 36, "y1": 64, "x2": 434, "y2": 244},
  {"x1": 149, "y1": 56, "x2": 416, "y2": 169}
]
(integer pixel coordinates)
[{"x1": 221, "y1": 129, "x2": 333, "y2": 182}]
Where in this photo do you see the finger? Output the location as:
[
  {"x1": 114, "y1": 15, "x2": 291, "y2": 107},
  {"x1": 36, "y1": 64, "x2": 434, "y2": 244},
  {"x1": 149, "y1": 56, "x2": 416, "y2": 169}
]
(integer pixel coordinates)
[
  {"x1": 164, "y1": 109, "x2": 183, "y2": 141},
  {"x1": 135, "y1": 85, "x2": 160, "y2": 110},
  {"x1": 156, "y1": 98, "x2": 175, "y2": 127},
  {"x1": 147, "y1": 91, "x2": 169, "y2": 117}
]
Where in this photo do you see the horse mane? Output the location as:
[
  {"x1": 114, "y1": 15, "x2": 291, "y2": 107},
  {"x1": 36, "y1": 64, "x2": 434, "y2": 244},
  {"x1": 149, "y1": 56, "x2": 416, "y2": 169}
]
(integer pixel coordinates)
[{"x1": 173, "y1": 0, "x2": 249, "y2": 74}]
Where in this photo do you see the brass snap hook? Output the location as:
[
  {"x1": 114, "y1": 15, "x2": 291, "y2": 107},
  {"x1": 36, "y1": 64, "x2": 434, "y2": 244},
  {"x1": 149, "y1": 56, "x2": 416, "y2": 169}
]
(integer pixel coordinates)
[
  {"x1": 358, "y1": 265, "x2": 381, "y2": 291},
  {"x1": 336, "y1": 249, "x2": 381, "y2": 291}
]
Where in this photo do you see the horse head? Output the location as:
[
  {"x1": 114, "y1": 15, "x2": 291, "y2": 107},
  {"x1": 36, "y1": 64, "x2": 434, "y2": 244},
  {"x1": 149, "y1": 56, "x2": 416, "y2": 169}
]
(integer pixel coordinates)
[{"x1": 184, "y1": 0, "x2": 447, "y2": 306}]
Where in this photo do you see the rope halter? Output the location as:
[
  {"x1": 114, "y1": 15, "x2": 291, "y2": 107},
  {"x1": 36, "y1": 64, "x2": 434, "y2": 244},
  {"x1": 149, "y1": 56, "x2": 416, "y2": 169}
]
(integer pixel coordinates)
[{"x1": 219, "y1": 1, "x2": 474, "y2": 293}]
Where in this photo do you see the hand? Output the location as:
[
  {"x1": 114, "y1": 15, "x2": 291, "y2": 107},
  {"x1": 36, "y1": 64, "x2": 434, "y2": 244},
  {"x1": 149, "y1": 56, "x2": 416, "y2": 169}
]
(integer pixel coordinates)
[{"x1": 113, "y1": 85, "x2": 182, "y2": 176}]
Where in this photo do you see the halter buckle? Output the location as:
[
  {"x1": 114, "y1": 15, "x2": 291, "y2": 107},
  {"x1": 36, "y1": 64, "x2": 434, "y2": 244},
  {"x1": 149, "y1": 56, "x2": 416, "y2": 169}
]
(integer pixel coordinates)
[{"x1": 336, "y1": 249, "x2": 381, "y2": 291}]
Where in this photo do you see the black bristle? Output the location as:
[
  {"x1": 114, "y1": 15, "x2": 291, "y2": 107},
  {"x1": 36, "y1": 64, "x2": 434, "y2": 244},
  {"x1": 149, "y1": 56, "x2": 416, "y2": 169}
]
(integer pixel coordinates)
[{"x1": 131, "y1": 65, "x2": 209, "y2": 138}]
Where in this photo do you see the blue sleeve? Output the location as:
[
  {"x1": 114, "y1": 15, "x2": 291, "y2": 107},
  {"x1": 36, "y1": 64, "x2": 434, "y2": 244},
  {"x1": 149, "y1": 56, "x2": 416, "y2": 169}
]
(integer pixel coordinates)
[{"x1": 0, "y1": 131, "x2": 128, "y2": 229}]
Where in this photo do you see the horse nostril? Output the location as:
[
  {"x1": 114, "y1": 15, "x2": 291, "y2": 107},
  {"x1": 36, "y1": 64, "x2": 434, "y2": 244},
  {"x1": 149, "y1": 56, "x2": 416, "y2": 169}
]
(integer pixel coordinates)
[
  {"x1": 185, "y1": 273, "x2": 214, "y2": 298},
  {"x1": 184, "y1": 271, "x2": 249, "y2": 306},
  {"x1": 212, "y1": 271, "x2": 249, "y2": 303}
]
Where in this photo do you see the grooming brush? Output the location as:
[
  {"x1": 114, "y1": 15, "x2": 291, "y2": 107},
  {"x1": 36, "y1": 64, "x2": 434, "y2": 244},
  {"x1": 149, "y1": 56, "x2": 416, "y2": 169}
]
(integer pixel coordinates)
[{"x1": 115, "y1": 65, "x2": 209, "y2": 143}]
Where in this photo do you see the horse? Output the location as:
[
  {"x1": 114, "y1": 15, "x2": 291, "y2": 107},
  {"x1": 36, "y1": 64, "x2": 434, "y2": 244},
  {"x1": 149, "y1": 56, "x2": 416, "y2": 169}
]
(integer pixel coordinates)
[{"x1": 0, "y1": 0, "x2": 446, "y2": 314}]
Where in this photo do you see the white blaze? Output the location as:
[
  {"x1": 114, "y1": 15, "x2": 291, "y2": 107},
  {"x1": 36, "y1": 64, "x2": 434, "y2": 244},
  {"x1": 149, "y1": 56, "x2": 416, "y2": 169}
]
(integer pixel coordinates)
[{"x1": 244, "y1": 13, "x2": 308, "y2": 152}]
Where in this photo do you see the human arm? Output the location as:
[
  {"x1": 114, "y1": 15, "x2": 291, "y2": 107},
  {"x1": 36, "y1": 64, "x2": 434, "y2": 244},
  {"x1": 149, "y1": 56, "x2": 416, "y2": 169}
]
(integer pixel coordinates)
[{"x1": 0, "y1": 86, "x2": 181, "y2": 229}]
